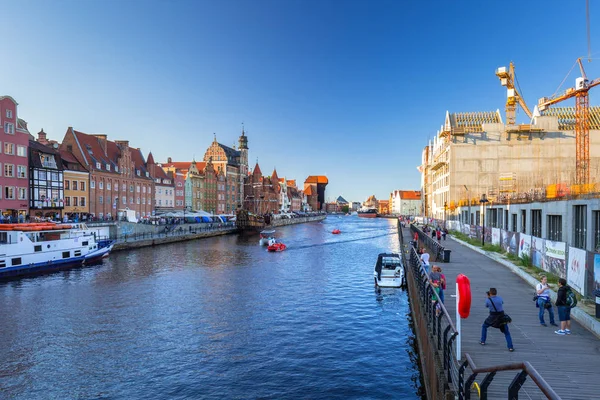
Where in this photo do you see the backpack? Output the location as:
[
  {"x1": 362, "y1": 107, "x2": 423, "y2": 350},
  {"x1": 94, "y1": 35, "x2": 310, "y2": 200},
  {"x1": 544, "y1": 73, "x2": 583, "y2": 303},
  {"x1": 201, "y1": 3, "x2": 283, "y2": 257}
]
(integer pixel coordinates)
[{"x1": 565, "y1": 287, "x2": 578, "y2": 308}]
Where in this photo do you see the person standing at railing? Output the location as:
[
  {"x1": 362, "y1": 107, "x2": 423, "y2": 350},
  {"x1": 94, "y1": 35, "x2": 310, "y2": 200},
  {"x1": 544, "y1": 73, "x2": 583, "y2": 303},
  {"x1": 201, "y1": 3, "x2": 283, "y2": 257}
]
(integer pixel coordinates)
[
  {"x1": 480, "y1": 288, "x2": 514, "y2": 352},
  {"x1": 420, "y1": 252, "x2": 430, "y2": 272},
  {"x1": 535, "y1": 276, "x2": 557, "y2": 327}
]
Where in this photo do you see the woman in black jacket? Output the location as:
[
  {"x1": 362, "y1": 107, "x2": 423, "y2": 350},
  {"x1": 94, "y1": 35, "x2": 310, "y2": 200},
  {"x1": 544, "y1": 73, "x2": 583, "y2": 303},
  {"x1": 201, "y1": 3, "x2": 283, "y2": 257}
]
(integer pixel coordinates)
[{"x1": 555, "y1": 278, "x2": 571, "y2": 335}]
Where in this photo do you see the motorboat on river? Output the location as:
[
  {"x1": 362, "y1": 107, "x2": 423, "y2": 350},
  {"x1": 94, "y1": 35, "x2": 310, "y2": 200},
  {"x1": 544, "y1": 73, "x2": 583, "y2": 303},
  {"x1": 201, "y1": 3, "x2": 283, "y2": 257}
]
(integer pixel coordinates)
[
  {"x1": 267, "y1": 242, "x2": 287, "y2": 252},
  {"x1": 0, "y1": 222, "x2": 114, "y2": 280},
  {"x1": 374, "y1": 253, "x2": 404, "y2": 288},
  {"x1": 332, "y1": 229, "x2": 341, "y2": 234},
  {"x1": 259, "y1": 230, "x2": 276, "y2": 246}
]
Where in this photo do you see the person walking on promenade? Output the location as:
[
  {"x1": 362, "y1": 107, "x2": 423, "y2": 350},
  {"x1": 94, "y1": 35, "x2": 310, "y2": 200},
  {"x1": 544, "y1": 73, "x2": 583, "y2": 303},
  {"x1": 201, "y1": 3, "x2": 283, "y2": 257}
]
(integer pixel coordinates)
[
  {"x1": 436, "y1": 228, "x2": 441, "y2": 241},
  {"x1": 536, "y1": 276, "x2": 557, "y2": 327},
  {"x1": 480, "y1": 288, "x2": 514, "y2": 352},
  {"x1": 555, "y1": 278, "x2": 573, "y2": 335},
  {"x1": 429, "y1": 265, "x2": 445, "y2": 303}
]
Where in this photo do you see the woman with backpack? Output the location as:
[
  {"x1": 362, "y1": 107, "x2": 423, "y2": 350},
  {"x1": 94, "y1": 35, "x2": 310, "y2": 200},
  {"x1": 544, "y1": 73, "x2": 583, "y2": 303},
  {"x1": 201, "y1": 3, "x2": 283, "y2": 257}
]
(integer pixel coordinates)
[{"x1": 555, "y1": 278, "x2": 574, "y2": 335}]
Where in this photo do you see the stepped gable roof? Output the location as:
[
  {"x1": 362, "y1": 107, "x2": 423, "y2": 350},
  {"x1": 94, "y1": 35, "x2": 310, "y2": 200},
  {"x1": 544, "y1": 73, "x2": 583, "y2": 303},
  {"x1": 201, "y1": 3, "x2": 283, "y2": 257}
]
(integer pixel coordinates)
[
  {"x1": 540, "y1": 106, "x2": 600, "y2": 130},
  {"x1": 305, "y1": 175, "x2": 328, "y2": 184},
  {"x1": 336, "y1": 195, "x2": 348, "y2": 204},
  {"x1": 304, "y1": 186, "x2": 314, "y2": 195},
  {"x1": 399, "y1": 190, "x2": 421, "y2": 200}
]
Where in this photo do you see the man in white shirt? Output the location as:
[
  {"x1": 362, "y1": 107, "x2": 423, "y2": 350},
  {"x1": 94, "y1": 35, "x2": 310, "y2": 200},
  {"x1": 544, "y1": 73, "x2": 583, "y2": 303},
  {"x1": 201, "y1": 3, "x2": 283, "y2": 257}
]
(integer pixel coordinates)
[{"x1": 536, "y1": 276, "x2": 557, "y2": 327}]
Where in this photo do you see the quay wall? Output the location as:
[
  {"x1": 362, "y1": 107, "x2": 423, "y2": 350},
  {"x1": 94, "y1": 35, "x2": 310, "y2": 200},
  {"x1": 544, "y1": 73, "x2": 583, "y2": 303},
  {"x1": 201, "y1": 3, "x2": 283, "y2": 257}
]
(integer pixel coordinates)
[{"x1": 105, "y1": 215, "x2": 326, "y2": 251}]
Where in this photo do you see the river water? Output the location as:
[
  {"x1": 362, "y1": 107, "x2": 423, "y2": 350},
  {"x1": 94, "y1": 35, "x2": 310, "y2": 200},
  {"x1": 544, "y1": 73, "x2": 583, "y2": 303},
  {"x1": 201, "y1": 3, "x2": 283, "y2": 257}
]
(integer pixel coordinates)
[{"x1": 0, "y1": 216, "x2": 422, "y2": 399}]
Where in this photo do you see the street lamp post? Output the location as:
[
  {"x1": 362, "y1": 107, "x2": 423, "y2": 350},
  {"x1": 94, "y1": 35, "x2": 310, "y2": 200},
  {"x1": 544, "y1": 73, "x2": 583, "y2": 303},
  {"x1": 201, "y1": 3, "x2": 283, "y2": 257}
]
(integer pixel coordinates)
[{"x1": 480, "y1": 194, "x2": 489, "y2": 246}]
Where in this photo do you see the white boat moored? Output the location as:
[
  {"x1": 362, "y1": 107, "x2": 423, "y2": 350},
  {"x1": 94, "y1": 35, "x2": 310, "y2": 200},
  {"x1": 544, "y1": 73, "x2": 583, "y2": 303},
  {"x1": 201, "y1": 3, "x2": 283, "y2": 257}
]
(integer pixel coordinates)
[{"x1": 374, "y1": 253, "x2": 404, "y2": 288}]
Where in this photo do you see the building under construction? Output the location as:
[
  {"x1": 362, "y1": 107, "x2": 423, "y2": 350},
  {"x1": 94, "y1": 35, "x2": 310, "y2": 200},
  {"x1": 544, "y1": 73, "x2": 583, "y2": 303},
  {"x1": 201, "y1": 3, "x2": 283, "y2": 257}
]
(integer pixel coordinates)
[{"x1": 420, "y1": 61, "x2": 600, "y2": 227}]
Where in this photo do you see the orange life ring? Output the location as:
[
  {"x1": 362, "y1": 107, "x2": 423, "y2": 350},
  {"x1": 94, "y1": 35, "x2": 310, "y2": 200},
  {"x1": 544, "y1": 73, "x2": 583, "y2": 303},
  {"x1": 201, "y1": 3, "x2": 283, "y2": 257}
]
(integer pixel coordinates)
[{"x1": 457, "y1": 274, "x2": 471, "y2": 319}]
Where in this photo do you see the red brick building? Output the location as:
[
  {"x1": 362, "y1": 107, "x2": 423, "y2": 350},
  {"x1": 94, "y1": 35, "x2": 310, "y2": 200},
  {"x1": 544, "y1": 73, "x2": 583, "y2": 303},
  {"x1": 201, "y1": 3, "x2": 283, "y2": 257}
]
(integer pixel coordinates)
[
  {"x1": 59, "y1": 128, "x2": 154, "y2": 220},
  {"x1": 304, "y1": 175, "x2": 328, "y2": 211},
  {"x1": 243, "y1": 162, "x2": 279, "y2": 214}
]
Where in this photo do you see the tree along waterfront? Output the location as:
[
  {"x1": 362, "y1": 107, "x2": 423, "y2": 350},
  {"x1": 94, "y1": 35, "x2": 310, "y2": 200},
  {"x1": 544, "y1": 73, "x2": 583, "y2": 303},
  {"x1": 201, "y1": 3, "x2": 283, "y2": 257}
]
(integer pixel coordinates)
[{"x1": 0, "y1": 217, "x2": 423, "y2": 399}]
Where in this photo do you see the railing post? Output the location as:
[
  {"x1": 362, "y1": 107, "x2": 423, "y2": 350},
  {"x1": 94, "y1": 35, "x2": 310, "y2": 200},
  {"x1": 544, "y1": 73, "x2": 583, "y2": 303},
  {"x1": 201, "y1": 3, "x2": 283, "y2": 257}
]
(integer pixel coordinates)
[
  {"x1": 480, "y1": 371, "x2": 496, "y2": 400},
  {"x1": 458, "y1": 359, "x2": 469, "y2": 399},
  {"x1": 464, "y1": 373, "x2": 478, "y2": 400},
  {"x1": 508, "y1": 370, "x2": 528, "y2": 400},
  {"x1": 447, "y1": 332, "x2": 458, "y2": 383},
  {"x1": 442, "y1": 326, "x2": 451, "y2": 369},
  {"x1": 437, "y1": 313, "x2": 442, "y2": 350}
]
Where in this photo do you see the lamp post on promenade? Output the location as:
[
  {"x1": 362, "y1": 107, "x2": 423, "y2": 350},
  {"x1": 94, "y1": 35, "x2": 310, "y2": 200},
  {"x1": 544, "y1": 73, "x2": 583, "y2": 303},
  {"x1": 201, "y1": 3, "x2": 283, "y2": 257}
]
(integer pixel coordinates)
[
  {"x1": 464, "y1": 185, "x2": 471, "y2": 225},
  {"x1": 480, "y1": 194, "x2": 489, "y2": 246}
]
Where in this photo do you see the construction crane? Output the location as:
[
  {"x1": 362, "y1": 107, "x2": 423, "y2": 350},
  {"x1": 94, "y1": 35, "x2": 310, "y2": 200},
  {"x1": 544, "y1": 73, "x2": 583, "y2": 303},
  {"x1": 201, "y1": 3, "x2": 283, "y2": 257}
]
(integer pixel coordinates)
[
  {"x1": 538, "y1": 58, "x2": 600, "y2": 185},
  {"x1": 496, "y1": 62, "x2": 533, "y2": 126}
]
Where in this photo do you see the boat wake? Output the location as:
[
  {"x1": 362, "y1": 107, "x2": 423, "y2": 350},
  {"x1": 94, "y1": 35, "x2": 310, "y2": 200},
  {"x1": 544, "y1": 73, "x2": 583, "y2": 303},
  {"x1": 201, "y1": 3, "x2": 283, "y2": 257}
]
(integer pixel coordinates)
[{"x1": 289, "y1": 232, "x2": 396, "y2": 250}]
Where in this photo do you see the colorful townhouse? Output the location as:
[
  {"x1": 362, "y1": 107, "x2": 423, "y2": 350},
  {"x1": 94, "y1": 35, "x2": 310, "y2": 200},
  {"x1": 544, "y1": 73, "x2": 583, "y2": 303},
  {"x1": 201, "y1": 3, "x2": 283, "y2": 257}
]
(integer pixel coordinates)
[
  {"x1": 59, "y1": 128, "x2": 154, "y2": 220},
  {"x1": 147, "y1": 152, "x2": 175, "y2": 214},
  {"x1": 0, "y1": 96, "x2": 30, "y2": 221}
]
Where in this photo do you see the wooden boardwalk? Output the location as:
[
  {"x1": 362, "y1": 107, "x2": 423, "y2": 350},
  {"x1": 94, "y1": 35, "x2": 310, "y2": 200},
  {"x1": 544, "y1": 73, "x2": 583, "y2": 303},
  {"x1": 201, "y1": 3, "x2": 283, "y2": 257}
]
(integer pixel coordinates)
[{"x1": 407, "y1": 227, "x2": 600, "y2": 400}]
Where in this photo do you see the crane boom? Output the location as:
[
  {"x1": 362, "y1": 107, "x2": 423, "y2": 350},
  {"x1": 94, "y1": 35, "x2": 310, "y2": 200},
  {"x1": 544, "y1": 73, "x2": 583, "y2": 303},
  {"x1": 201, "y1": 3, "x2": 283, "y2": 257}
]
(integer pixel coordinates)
[
  {"x1": 538, "y1": 58, "x2": 599, "y2": 185},
  {"x1": 496, "y1": 62, "x2": 532, "y2": 126}
]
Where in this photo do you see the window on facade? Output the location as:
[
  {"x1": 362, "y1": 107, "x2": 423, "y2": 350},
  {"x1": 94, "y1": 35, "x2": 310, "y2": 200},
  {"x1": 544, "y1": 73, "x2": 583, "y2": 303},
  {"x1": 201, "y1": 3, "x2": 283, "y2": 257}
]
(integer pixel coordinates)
[
  {"x1": 4, "y1": 122, "x2": 14, "y2": 134},
  {"x1": 115, "y1": 166, "x2": 119, "y2": 172},
  {"x1": 106, "y1": 195, "x2": 111, "y2": 204},
  {"x1": 41, "y1": 155, "x2": 57, "y2": 169},
  {"x1": 594, "y1": 211, "x2": 600, "y2": 252},
  {"x1": 531, "y1": 209, "x2": 542, "y2": 237},
  {"x1": 65, "y1": 180, "x2": 70, "y2": 190},
  {"x1": 547, "y1": 215, "x2": 562, "y2": 241},
  {"x1": 520, "y1": 210, "x2": 526, "y2": 233},
  {"x1": 5, "y1": 186, "x2": 14, "y2": 199},
  {"x1": 18, "y1": 187, "x2": 26, "y2": 200},
  {"x1": 137, "y1": 185, "x2": 140, "y2": 193},
  {"x1": 106, "y1": 164, "x2": 111, "y2": 171},
  {"x1": 81, "y1": 182, "x2": 86, "y2": 191},
  {"x1": 99, "y1": 182, "x2": 103, "y2": 190},
  {"x1": 511, "y1": 214, "x2": 517, "y2": 232},
  {"x1": 122, "y1": 196, "x2": 126, "y2": 204},
  {"x1": 4, "y1": 143, "x2": 14, "y2": 155},
  {"x1": 65, "y1": 197, "x2": 71, "y2": 206},
  {"x1": 107, "y1": 183, "x2": 111, "y2": 190},
  {"x1": 73, "y1": 196, "x2": 79, "y2": 206},
  {"x1": 98, "y1": 196, "x2": 102, "y2": 205},
  {"x1": 136, "y1": 170, "x2": 140, "y2": 176},
  {"x1": 130, "y1": 197, "x2": 133, "y2": 204},
  {"x1": 4, "y1": 164, "x2": 13, "y2": 177},
  {"x1": 573, "y1": 205, "x2": 587, "y2": 249},
  {"x1": 91, "y1": 181, "x2": 95, "y2": 189},
  {"x1": 136, "y1": 197, "x2": 140, "y2": 204},
  {"x1": 148, "y1": 187, "x2": 151, "y2": 194},
  {"x1": 96, "y1": 162, "x2": 101, "y2": 169},
  {"x1": 73, "y1": 181, "x2": 78, "y2": 190},
  {"x1": 17, "y1": 165, "x2": 26, "y2": 178},
  {"x1": 143, "y1": 186, "x2": 146, "y2": 193},
  {"x1": 17, "y1": 145, "x2": 26, "y2": 157},
  {"x1": 6, "y1": 109, "x2": 13, "y2": 118},
  {"x1": 129, "y1": 185, "x2": 133, "y2": 192}
]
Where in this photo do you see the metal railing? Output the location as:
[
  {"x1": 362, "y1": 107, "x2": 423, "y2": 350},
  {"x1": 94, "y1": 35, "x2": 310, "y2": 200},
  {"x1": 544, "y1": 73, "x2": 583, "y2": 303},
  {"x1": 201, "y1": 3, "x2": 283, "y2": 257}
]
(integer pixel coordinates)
[
  {"x1": 410, "y1": 224, "x2": 446, "y2": 262},
  {"x1": 399, "y1": 221, "x2": 561, "y2": 399}
]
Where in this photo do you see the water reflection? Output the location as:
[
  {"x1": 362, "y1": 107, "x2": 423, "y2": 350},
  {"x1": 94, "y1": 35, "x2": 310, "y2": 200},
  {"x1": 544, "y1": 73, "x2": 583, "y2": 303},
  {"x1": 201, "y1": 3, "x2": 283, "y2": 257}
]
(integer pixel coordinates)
[{"x1": 0, "y1": 217, "x2": 422, "y2": 399}]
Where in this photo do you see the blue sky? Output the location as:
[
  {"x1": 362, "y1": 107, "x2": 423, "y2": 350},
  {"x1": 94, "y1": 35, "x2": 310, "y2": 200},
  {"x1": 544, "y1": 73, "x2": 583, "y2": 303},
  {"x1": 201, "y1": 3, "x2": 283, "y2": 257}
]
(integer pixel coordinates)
[{"x1": 1, "y1": 0, "x2": 599, "y2": 203}]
